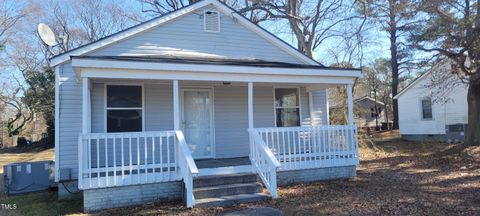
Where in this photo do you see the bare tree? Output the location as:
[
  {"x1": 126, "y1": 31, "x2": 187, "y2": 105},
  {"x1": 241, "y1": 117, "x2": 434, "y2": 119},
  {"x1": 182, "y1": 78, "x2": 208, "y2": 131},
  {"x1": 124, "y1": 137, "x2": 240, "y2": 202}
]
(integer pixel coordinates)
[
  {"x1": 360, "y1": 58, "x2": 393, "y2": 130},
  {"x1": 411, "y1": 0, "x2": 480, "y2": 146},
  {"x1": 359, "y1": 0, "x2": 420, "y2": 130},
  {"x1": 0, "y1": 82, "x2": 33, "y2": 137},
  {"x1": 138, "y1": 0, "x2": 367, "y2": 59},
  {"x1": 0, "y1": 0, "x2": 29, "y2": 49},
  {"x1": 237, "y1": 0, "x2": 367, "y2": 58},
  {"x1": 139, "y1": 0, "x2": 198, "y2": 15},
  {"x1": 0, "y1": 0, "x2": 142, "y2": 142},
  {"x1": 42, "y1": 0, "x2": 141, "y2": 55}
]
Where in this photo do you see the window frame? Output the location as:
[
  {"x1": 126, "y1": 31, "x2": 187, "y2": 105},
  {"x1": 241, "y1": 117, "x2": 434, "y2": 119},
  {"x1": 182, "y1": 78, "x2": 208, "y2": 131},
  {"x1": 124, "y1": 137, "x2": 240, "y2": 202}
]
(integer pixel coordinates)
[
  {"x1": 104, "y1": 83, "x2": 145, "y2": 133},
  {"x1": 273, "y1": 87, "x2": 302, "y2": 127},
  {"x1": 419, "y1": 97, "x2": 433, "y2": 121}
]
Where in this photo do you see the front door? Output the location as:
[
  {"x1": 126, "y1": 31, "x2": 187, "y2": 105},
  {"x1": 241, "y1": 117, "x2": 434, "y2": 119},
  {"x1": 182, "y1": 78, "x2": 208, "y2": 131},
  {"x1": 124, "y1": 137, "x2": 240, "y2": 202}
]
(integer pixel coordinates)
[{"x1": 182, "y1": 89, "x2": 213, "y2": 159}]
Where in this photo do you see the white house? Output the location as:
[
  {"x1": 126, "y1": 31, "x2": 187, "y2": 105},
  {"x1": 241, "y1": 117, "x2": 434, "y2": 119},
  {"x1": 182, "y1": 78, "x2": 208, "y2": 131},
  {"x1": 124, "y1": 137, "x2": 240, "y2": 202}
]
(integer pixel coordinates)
[
  {"x1": 394, "y1": 60, "x2": 468, "y2": 142},
  {"x1": 51, "y1": 0, "x2": 360, "y2": 211}
]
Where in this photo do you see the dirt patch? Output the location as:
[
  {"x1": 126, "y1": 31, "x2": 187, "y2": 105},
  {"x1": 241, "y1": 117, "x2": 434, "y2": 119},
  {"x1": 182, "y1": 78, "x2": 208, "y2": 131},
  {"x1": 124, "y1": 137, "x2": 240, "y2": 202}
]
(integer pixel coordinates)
[
  {"x1": 95, "y1": 133, "x2": 480, "y2": 216},
  {"x1": 1, "y1": 132, "x2": 479, "y2": 215},
  {"x1": 464, "y1": 146, "x2": 480, "y2": 162}
]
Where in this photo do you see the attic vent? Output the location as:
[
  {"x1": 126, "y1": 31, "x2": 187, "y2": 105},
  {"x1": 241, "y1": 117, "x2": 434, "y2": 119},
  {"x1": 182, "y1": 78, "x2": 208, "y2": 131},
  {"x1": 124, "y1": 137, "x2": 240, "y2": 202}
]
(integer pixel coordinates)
[{"x1": 204, "y1": 10, "x2": 220, "y2": 32}]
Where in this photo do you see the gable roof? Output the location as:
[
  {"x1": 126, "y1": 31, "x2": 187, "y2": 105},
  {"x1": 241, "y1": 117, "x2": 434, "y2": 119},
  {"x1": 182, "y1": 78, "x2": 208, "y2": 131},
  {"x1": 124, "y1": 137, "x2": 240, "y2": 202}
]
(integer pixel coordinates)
[
  {"x1": 50, "y1": 0, "x2": 320, "y2": 67},
  {"x1": 393, "y1": 59, "x2": 451, "y2": 100},
  {"x1": 353, "y1": 96, "x2": 385, "y2": 106},
  {"x1": 330, "y1": 95, "x2": 383, "y2": 109}
]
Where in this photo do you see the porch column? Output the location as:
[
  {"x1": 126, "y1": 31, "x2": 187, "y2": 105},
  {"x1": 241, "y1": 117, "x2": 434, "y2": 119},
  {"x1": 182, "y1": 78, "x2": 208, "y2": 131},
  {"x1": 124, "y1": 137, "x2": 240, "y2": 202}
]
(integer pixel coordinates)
[
  {"x1": 173, "y1": 80, "x2": 180, "y2": 130},
  {"x1": 81, "y1": 77, "x2": 90, "y2": 134},
  {"x1": 347, "y1": 84, "x2": 354, "y2": 125},
  {"x1": 248, "y1": 82, "x2": 254, "y2": 129}
]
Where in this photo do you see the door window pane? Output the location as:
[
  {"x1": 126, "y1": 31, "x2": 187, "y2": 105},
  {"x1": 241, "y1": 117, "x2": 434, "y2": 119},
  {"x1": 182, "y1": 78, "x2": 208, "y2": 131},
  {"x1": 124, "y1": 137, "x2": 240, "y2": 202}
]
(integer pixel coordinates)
[
  {"x1": 107, "y1": 110, "x2": 142, "y2": 132},
  {"x1": 107, "y1": 85, "x2": 142, "y2": 108}
]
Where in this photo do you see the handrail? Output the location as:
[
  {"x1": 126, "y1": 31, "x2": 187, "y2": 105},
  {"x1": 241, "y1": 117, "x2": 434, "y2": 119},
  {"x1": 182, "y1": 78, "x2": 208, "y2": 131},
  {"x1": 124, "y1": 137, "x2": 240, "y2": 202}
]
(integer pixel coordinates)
[
  {"x1": 77, "y1": 131, "x2": 180, "y2": 190},
  {"x1": 254, "y1": 125, "x2": 359, "y2": 171},
  {"x1": 175, "y1": 130, "x2": 198, "y2": 208},
  {"x1": 249, "y1": 129, "x2": 281, "y2": 168},
  {"x1": 248, "y1": 128, "x2": 280, "y2": 198},
  {"x1": 175, "y1": 130, "x2": 199, "y2": 175}
]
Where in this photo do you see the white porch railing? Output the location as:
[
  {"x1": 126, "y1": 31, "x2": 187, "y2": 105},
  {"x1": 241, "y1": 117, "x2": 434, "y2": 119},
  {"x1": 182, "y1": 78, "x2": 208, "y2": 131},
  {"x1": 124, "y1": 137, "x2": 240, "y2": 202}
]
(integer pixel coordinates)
[
  {"x1": 78, "y1": 130, "x2": 198, "y2": 201},
  {"x1": 253, "y1": 125, "x2": 359, "y2": 171},
  {"x1": 175, "y1": 130, "x2": 199, "y2": 208},
  {"x1": 248, "y1": 129, "x2": 281, "y2": 198}
]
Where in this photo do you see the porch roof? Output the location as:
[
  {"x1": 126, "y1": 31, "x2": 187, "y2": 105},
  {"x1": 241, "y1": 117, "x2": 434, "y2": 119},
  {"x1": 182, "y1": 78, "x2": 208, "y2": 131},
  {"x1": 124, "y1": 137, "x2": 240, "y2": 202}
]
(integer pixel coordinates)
[
  {"x1": 71, "y1": 55, "x2": 361, "y2": 85},
  {"x1": 72, "y1": 55, "x2": 358, "y2": 70}
]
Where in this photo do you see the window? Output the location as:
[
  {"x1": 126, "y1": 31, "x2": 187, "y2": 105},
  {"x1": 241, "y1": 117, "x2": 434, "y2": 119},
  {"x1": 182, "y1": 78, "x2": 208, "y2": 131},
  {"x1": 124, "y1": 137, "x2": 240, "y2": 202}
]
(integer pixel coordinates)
[
  {"x1": 275, "y1": 88, "x2": 300, "y2": 127},
  {"x1": 204, "y1": 10, "x2": 220, "y2": 32},
  {"x1": 371, "y1": 107, "x2": 382, "y2": 118},
  {"x1": 421, "y1": 98, "x2": 433, "y2": 120},
  {"x1": 106, "y1": 85, "x2": 143, "y2": 132}
]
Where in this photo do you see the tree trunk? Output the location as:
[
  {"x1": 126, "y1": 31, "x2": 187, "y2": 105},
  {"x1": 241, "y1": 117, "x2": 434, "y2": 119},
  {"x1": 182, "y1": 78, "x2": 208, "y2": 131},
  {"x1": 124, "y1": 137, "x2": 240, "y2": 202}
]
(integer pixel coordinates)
[
  {"x1": 465, "y1": 77, "x2": 480, "y2": 146},
  {"x1": 389, "y1": 1, "x2": 400, "y2": 130}
]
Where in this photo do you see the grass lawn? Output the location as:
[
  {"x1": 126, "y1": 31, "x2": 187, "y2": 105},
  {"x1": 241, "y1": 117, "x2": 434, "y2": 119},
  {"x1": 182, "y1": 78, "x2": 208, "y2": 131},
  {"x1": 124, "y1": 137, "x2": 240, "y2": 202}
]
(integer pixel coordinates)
[
  {"x1": 1, "y1": 132, "x2": 479, "y2": 215},
  {"x1": 0, "y1": 145, "x2": 83, "y2": 216}
]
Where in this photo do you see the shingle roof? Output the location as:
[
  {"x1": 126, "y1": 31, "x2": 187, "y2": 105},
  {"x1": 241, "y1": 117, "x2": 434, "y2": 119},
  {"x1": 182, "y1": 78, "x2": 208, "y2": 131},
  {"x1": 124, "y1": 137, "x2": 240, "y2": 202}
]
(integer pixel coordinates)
[{"x1": 73, "y1": 55, "x2": 361, "y2": 70}]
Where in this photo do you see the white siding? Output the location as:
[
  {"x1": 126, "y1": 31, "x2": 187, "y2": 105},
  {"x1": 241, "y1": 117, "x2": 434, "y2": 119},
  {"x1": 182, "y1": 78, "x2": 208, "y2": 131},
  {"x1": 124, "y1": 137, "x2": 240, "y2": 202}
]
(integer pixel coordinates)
[
  {"x1": 89, "y1": 83, "x2": 308, "y2": 159},
  {"x1": 214, "y1": 86, "x2": 249, "y2": 158},
  {"x1": 57, "y1": 63, "x2": 82, "y2": 179},
  {"x1": 55, "y1": 3, "x2": 329, "y2": 178},
  {"x1": 398, "y1": 72, "x2": 468, "y2": 135},
  {"x1": 145, "y1": 84, "x2": 174, "y2": 131},
  {"x1": 90, "y1": 5, "x2": 303, "y2": 64},
  {"x1": 444, "y1": 86, "x2": 468, "y2": 125},
  {"x1": 91, "y1": 83, "x2": 104, "y2": 133},
  {"x1": 311, "y1": 89, "x2": 328, "y2": 125},
  {"x1": 90, "y1": 83, "x2": 174, "y2": 133},
  {"x1": 61, "y1": 82, "x2": 319, "y2": 172}
]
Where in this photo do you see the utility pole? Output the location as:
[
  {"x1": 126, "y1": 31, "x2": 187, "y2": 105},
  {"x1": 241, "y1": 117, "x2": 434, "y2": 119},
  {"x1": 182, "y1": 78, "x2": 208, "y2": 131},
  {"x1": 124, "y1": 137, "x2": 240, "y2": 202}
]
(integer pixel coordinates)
[
  {"x1": 0, "y1": 113, "x2": 3, "y2": 148},
  {"x1": 370, "y1": 73, "x2": 380, "y2": 131}
]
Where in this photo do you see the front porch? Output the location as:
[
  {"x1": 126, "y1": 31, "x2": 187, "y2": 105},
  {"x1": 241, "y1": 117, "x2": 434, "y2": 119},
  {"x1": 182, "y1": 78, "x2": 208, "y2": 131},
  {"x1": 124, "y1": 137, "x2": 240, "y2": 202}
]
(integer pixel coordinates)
[{"x1": 75, "y1": 56, "x2": 360, "y2": 208}]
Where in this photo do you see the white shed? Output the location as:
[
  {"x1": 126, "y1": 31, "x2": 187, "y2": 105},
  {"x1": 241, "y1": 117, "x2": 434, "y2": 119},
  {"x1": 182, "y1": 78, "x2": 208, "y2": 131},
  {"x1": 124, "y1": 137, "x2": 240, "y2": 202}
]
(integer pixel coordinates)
[{"x1": 394, "y1": 60, "x2": 468, "y2": 141}]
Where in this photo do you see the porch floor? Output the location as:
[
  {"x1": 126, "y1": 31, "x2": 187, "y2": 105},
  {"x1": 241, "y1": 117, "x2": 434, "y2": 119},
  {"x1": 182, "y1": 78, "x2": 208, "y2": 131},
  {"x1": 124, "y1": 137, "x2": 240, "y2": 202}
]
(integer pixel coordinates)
[{"x1": 195, "y1": 157, "x2": 251, "y2": 169}]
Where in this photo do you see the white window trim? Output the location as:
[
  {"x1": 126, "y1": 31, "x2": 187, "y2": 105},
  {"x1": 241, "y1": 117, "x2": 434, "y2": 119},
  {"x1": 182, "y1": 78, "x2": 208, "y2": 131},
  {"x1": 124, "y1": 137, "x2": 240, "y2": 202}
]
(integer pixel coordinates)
[
  {"x1": 204, "y1": 10, "x2": 220, "y2": 33},
  {"x1": 273, "y1": 87, "x2": 302, "y2": 127},
  {"x1": 104, "y1": 83, "x2": 145, "y2": 133},
  {"x1": 419, "y1": 97, "x2": 433, "y2": 121}
]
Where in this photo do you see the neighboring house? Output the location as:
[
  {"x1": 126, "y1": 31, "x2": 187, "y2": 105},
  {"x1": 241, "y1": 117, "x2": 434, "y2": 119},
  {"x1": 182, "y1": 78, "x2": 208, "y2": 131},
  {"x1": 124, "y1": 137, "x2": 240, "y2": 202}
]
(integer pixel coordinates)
[
  {"x1": 394, "y1": 60, "x2": 468, "y2": 142},
  {"x1": 329, "y1": 96, "x2": 391, "y2": 130},
  {"x1": 52, "y1": 0, "x2": 361, "y2": 211},
  {"x1": 352, "y1": 96, "x2": 390, "y2": 129}
]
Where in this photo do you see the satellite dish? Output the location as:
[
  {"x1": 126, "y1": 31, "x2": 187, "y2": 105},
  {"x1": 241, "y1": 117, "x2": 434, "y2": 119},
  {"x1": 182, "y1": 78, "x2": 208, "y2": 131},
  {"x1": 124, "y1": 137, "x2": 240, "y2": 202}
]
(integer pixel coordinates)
[{"x1": 37, "y1": 23, "x2": 56, "y2": 46}]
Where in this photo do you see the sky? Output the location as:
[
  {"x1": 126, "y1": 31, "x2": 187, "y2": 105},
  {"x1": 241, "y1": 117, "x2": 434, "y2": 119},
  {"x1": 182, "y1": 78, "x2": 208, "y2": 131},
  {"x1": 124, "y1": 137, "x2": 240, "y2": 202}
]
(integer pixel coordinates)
[
  {"x1": 1, "y1": 0, "x2": 393, "y2": 87},
  {"x1": 123, "y1": 0, "x2": 392, "y2": 67}
]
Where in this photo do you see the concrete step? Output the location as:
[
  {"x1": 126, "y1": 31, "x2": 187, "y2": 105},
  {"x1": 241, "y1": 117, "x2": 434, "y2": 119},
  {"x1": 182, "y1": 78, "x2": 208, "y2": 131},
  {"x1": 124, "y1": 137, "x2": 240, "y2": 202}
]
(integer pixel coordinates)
[
  {"x1": 195, "y1": 193, "x2": 269, "y2": 208},
  {"x1": 193, "y1": 182, "x2": 262, "y2": 199},
  {"x1": 193, "y1": 173, "x2": 257, "y2": 188}
]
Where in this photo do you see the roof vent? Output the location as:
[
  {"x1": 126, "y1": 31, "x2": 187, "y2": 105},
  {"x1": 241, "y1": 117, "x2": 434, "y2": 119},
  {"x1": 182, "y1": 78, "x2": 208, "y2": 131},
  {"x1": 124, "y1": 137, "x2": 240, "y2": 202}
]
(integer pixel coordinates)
[{"x1": 204, "y1": 10, "x2": 220, "y2": 32}]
